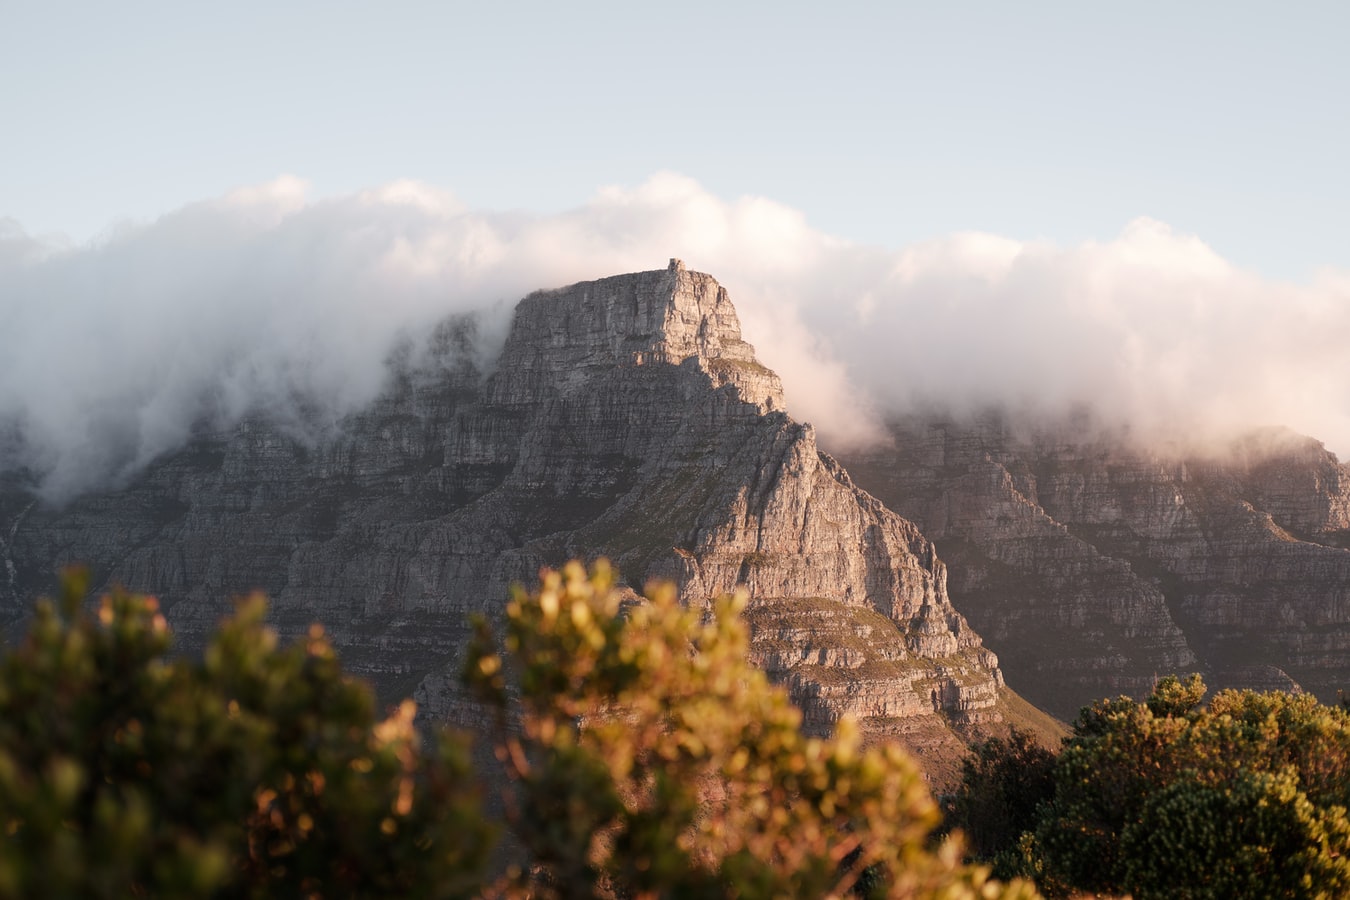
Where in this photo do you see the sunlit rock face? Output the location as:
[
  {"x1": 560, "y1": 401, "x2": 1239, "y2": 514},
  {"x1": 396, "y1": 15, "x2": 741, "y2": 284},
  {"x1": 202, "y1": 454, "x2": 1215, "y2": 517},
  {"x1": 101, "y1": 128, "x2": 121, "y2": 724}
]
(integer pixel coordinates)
[
  {"x1": 0, "y1": 260, "x2": 1017, "y2": 770},
  {"x1": 841, "y1": 416, "x2": 1350, "y2": 720}
]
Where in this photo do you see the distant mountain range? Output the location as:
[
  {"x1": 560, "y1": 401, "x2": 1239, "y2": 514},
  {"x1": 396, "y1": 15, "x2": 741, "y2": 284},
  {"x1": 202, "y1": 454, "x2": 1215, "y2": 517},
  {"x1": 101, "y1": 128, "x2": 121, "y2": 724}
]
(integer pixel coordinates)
[
  {"x1": 6, "y1": 261, "x2": 1347, "y2": 775},
  {"x1": 842, "y1": 417, "x2": 1350, "y2": 720}
]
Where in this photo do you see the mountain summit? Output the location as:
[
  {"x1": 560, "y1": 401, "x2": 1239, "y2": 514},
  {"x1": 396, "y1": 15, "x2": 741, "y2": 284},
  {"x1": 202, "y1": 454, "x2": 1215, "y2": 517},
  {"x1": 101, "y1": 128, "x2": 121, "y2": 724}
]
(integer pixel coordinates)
[{"x1": 1, "y1": 262, "x2": 1034, "y2": 777}]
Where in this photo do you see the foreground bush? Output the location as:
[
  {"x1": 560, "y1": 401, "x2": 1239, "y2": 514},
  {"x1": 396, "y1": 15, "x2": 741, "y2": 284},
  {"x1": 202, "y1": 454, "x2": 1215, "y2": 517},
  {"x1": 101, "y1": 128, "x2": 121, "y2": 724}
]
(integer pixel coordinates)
[
  {"x1": 1039, "y1": 676, "x2": 1350, "y2": 898},
  {"x1": 953, "y1": 674, "x2": 1350, "y2": 899},
  {"x1": 0, "y1": 570, "x2": 490, "y2": 899},
  {"x1": 466, "y1": 560, "x2": 1038, "y2": 899},
  {"x1": 0, "y1": 564, "x2": 1039, "y2": 898}
]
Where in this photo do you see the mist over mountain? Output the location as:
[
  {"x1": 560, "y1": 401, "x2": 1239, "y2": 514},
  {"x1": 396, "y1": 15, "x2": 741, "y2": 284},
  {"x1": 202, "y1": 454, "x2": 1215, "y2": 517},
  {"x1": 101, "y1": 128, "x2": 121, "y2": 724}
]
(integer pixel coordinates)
[
  {"x1": 0, "y1": 262, "x2": 1045, "y2": 779},
  {"x1": 4, "y1": 173, "x2": 1349, "y2": 501}
]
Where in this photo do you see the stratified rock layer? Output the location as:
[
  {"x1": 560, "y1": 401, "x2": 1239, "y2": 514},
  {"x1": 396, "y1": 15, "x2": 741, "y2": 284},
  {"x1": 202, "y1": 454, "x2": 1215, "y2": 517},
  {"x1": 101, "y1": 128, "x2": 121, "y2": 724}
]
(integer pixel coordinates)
[
  {"x1": 0, "y1": 261, "x2": 1019, "y2": 770},
  {"x1": 841, "y1": 415, "x2": 1350, "y2": 720}
]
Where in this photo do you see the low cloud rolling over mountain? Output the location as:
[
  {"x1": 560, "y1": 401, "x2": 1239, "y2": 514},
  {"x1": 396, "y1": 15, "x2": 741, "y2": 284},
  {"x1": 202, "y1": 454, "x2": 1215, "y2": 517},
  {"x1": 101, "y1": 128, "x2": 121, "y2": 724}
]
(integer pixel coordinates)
[{"x1": 3, "y1": 173, "x2": 1348, "y2": 499}]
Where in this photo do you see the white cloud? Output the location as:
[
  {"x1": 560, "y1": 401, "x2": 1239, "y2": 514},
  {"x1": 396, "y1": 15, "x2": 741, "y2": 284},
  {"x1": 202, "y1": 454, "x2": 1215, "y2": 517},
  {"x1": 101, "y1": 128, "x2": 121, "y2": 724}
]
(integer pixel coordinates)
[
  {"x1": 4, "y1": 174, "x2": 1349, "y2": 502},
  {"x1": 807, "y1": 218, "x2": 1350, "y2": 457}
]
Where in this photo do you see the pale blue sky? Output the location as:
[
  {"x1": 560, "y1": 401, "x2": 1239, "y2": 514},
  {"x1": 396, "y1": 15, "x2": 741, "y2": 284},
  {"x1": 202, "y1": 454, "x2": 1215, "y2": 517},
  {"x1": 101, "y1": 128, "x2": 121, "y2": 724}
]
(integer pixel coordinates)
[{"x1": 3, "y1": 1, "x2": 1347, "y2": 280}]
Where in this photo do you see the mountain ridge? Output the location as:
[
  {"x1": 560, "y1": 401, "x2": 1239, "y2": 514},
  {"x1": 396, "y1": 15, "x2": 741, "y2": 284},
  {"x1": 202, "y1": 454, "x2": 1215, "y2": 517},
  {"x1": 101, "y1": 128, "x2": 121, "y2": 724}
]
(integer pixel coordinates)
[
  {"x1": 840, "y1": 413, "x2": 1350, "y2": 719},
  {"x1": 0, "y1": 260, "x2": 1036, "y2": 780}
]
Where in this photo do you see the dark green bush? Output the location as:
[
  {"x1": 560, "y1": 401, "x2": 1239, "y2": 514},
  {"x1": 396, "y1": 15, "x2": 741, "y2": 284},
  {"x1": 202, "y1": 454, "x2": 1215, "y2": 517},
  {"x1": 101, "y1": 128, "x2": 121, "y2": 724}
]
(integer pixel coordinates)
[
  {"x1": 1120, "y1": 768, "x2": 1350, "y2": 900},
  {"x1": 945, "y1": 728, "x2": 1056, "y2": 880},
  {"x1": 1029, "y1": 675, "x2": 1350, "y2": 898},
  {"x1": 0, "y1": 570, "x2": 491, "y2": 899}
]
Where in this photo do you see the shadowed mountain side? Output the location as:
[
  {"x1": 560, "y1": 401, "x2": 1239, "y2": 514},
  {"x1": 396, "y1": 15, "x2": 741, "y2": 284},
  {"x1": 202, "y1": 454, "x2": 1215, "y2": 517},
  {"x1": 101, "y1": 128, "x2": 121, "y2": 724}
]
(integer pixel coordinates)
[
  {"x1": 0, "y1": 261, "x2": 1049, "y2": 778},
  {"x1": 841, "y1": 415, "x2": 1350, "y2": 721}
]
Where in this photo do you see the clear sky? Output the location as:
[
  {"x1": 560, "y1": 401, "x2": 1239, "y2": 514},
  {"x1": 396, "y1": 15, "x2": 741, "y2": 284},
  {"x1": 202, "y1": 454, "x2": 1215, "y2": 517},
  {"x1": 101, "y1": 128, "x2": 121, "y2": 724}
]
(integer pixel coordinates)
[{"x1": 3, "y1": 1, "x2": 1347, "y2": 280}]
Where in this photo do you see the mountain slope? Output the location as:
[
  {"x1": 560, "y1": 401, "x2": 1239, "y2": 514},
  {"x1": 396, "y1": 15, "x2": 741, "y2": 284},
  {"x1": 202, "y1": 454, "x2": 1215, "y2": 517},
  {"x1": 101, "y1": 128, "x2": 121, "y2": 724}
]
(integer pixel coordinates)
[
  {"x1": 0, "y1": 261, "x2": 1037, "y2": 775},
  {"x1": 842, "y1": 414, "x2": 1350, "y2": 720}
]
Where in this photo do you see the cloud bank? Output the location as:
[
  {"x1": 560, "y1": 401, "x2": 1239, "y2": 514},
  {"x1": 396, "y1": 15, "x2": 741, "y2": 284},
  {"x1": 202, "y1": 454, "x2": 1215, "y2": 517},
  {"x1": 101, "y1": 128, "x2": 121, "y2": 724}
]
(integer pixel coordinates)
[{"x1": 3, "y1": 173, "x2": 1349, "y2": 500}]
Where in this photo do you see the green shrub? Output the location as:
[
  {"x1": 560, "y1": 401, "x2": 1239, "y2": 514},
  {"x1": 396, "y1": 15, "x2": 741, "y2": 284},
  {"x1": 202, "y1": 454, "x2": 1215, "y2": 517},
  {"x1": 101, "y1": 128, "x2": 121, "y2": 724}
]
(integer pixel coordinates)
[
  {"x1": 1120, "y1": 768, "x2": 1350, "y2": 900},
  {"x1": 0, "y1": 563, "x2": 1043, "y2": 899},
  {"x1": 0, "y1": 570, "x2": 491, "y2": 899},
  {"x1": 1031, "y1": 675, "x2": 1350, "y2": 899}
]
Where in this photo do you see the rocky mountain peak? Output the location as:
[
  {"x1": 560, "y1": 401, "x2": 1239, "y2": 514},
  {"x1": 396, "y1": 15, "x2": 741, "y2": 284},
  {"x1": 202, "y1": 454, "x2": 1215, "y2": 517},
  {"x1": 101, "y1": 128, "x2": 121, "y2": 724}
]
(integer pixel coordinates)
[
  {"x1": 494, "y1": 259, "x2": 784, "y2": 414},
  {"x1": 0, "y1": 263, "x2": 1048, "y2": 784}
]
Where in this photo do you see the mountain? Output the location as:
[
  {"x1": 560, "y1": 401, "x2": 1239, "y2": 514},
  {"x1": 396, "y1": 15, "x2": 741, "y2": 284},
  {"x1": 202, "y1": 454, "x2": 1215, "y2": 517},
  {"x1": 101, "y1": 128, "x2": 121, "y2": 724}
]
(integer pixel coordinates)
[
  {"x1": 0, "y1": 260, "x2": 1039, "y2": 779},
  {"x1": 841, "y1": 414, "x2": 1350, "y2": 720}
]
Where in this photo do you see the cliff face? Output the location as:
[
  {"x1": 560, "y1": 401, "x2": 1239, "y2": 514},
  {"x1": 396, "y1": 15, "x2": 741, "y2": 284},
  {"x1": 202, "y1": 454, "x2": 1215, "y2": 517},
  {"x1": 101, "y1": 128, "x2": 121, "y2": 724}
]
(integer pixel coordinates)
[
  {"x1": 0, "y1": 261, "x2": 1021, "y2": 771},
  {"x1": 841, "y1": 416, "x2": 1350, "y2": 720}
]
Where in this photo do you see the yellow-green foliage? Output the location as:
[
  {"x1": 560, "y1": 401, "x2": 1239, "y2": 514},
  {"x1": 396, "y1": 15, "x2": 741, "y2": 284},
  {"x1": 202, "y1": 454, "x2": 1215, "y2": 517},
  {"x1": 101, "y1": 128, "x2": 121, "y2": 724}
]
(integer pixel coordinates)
[
  {"x1": 0, "y1": 570, "x2": 491, "y2": 899},
  {"x1": 0, "y1": 563, "x2": 1041, "y2": 899},
  {"x1": 466, "y1": 560, "x2": 1040, "y2": 899},
  {"x1": 1032, "y1": 674, "x2": 1350, "y2": 899}
]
